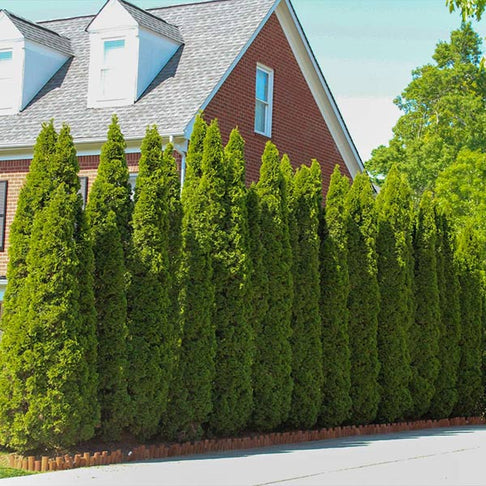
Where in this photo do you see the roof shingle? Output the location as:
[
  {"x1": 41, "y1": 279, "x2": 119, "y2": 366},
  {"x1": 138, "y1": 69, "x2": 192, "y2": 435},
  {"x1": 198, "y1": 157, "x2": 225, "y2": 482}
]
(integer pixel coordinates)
[{"x1": 0, "y1": 0, "x2": 275, "y2": 147}]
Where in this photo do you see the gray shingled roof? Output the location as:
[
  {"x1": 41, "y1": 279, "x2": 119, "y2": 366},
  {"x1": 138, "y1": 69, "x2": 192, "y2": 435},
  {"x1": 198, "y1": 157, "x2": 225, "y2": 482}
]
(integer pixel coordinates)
[
  {"x1": 0, "y1": 0, "x2": 276, "y2": 147},
  {"x1": 119, "y1": 0, "x2": 183, "y2": 44},
  {"x1": 1, "y1": 10, "x2": 72, "y2": 56}
]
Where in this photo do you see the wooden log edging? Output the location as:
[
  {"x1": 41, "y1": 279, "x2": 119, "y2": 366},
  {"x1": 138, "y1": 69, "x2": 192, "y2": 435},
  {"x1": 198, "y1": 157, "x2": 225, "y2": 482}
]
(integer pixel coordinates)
[{"x1": 8, "y1": 416, "x2": 485, "y2": 473}]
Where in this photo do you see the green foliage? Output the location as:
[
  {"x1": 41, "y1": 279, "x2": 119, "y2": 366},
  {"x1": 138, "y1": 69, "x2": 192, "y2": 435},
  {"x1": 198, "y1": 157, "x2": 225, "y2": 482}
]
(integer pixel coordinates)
[
  {"x1": 0, "y1": 127, "x2": 98, "y2": 450},
  {"x1": 366, "y1": 24, "x2": 486, "y2": 196},
  {"x1": 127, "y1": 126, "x2": 172, "y2": 440},
  {"x1": 1, "y1": 121, "x2": 57, "y2": 333},
  {"x1": 410, "y1": 191, "x2": 440, "y2": 419},
  {"x1": 375, "y1": 166, "x2": 413, "y2": 422},
  {"x1": 435, "y1": 149, "x2": 486, "y2": 254},
  {"x1": 252, "y1": 141, "x2": 293, "y2": 431},
  {"x1": 208, "y1": 127, "x2": 253, "y2": 436},
  {"x1": 287, "y1": 160, "x2": 323, "y2": 429},
  {"x1": 345, "y1": 172, "x2": 380, "y2": 425},
  {"x1": 86, "y1": 115, "x2": 131, "y2": 440},
  {"x1": 429, "y1": 210, "x2": 461, "y2": 418},
  {"x1": 319, "y1": 165, "x2": 352, "y2": 427},
  {"x1": 163, "y1": 115, "x2": 216, "y2": 441},
  {"x1": 454, "y1": 225, "x2": 484, "y2": 416},
  {"x1": 447, "y1": 0, "x2": 486, "y2": 20}
]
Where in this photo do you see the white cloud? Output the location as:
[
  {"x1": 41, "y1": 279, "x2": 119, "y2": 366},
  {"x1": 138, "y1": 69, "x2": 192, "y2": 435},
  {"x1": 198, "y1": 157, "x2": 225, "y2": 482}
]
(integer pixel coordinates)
[{"x1": 335, "y1": 96, "x2": 401, "y2": 163}]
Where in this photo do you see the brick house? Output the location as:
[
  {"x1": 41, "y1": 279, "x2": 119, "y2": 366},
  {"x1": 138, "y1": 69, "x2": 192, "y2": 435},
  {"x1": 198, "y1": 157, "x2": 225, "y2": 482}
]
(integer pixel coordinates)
[{"x1": 0, "y1": 0, "x2": 362, "y2": 300}]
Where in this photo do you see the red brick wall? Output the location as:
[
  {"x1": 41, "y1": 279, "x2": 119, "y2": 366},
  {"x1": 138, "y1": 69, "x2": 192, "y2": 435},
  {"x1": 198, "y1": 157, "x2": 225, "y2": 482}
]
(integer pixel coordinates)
[{"x1": 204, "y1": 13, "x2": 351, "y2": 193}]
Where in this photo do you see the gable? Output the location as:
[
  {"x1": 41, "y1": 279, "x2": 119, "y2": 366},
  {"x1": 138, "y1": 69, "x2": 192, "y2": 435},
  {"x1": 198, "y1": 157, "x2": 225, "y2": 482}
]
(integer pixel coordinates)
[{"x1": 204, "y1": 11, "x2": 353, "y2": 191}]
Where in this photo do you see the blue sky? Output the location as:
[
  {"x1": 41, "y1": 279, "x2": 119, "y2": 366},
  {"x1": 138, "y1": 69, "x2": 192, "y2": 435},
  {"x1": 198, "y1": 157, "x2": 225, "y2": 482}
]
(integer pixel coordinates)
[{"x1": 2, "y1": 0, "x2": 485, "y2": 161}]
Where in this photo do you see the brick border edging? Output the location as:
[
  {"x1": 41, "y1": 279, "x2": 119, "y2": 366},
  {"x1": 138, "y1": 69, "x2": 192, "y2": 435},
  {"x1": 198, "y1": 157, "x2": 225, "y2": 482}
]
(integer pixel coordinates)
[{"x1": 8, "y1": 416, "x2": 485, "y2": 473}]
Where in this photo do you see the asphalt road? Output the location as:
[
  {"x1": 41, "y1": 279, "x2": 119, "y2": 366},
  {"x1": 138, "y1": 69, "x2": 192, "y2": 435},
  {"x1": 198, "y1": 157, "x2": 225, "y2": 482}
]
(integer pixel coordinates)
[{"x1": 5, "y1": 425, "x2": 485, "y2": 485}]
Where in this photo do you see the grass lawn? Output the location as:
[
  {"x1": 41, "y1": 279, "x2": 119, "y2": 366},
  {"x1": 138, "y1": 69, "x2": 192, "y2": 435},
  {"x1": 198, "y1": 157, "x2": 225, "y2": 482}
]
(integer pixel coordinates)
[{"x1": 0, "y1": 466, "x2": 34, "y2": 478}]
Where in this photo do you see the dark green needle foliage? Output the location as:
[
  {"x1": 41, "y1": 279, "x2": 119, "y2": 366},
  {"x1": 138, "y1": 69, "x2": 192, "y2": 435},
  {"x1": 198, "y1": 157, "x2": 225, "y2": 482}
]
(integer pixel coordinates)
[
  {"x1": 127, "y1": 126, "x2": 172, "y2": 440},
  {"x1": 410, "y1": 191, "x2": 440, "y2": 419},
  {"x1": 345, "y1": 172, "x2": 380, "y2": 425},
  {"x1": 429, "y1": 210, "x2": 461, "y2": 418},
  {"x1": 86, "y1": 115, "x2": 131, "y2": 440},
  {"x1": 375, "y1": 166, "x2": 413, "y2": 423},
  {"x1": 453, "y1": 225, "x2": 483, "y2": 417},
  {"x1": 252, "y1": 141, "x2": 293, "y2": 431},
  {"x1": 319, "y1": 165, "x2": 352, "y2": 427},
  {"x1": 208, "y1": 127, "x2": 253, "y2": 436},
  {"x1": 163, "y1": 115, "x2": 216, "y2": 441},
  {"x1": 287, "y1": 160, "x2": 323, "y2": 429},
  {"x1": 1, "y1": 121, "x2": 57, "y2": 334},
  {"x1": 0, "y1": 127, "x2": 98, "y2": 450}
]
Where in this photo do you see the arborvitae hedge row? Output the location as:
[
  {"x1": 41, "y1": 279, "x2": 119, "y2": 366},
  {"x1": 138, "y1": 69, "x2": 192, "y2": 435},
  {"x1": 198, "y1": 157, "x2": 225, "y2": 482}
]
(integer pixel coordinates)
[
  {"x1": 288, "y1": 160, "x2": 323, "y2": 430},
  {"x1": 319, "y1": 165, "x2": 352, "y2": 427},
  {"x1": 375, "y1": 166, "x2": 413, "y2": 423},
  {"x1": 252, "y1": 142, "x2": 293, "y2": 431},
  {"x1": 86, "y1": 115, "x2": 131, "y2": 440},
  {"x1": 345, "y1": 172, "x2": 380, "y2": 425}
]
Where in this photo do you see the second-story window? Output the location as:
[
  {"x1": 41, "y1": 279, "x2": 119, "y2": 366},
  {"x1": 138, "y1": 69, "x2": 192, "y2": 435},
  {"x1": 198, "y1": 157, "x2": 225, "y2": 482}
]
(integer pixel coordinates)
[
  {"x1": 101, "y1": 39, "x2": 125, "y2": 99},
  {"x1": 255, "y1": 64, "x2": 273, "y2": 137},
  {"x1": 0, "y1": 50, "x2": 13, "y2": 110}
]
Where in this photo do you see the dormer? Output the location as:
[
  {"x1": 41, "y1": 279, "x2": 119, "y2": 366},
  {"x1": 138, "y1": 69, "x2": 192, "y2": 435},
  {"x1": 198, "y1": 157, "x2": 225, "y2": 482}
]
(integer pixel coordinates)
[
  {"x1": 0, "y1": 10, "x2": 72, "y2": 115},
  {"x1": 86, "y1": 0, "x2": 183, "y2": 109}
]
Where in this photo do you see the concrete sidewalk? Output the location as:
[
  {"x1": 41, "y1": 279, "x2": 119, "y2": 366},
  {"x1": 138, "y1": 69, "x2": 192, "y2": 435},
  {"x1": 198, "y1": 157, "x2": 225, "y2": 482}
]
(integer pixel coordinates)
[{"x1": 4, "y1": 425, "x2": 485, "y2": 485}]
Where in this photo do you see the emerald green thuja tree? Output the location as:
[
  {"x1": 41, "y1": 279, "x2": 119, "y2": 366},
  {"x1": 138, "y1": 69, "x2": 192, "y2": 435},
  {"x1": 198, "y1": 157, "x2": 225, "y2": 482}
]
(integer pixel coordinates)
[
  {"x1": 0, "y1": 127, "x2": 99, "y2": 450},
  {"x1": 162, "y1": 115, "x2": 216, "y2": 441},
  {"x1": 1, "y1": 121, "x2": 57, "y2": 334},
  {"x1": 288, "y1": 161, "x2": 323, "y2": 430},
  {"x1": 410, "y1": 191, "x2": 440, "y2": 419},
  {"x1": 319, "y1": 165, "x2": 352, "y2": 427},
  {"x1": 429, "y1": 210, "x2": 461, "y2": 418},
  {"x1": 208, "y1": 127, "x2": 253, "y2": 436},
  {"x1": 162, "y1": 143, "x2": 182, "y2": 351},
  {"x1": 345, "y1": 172, "x2": 380, "y2": 425},
  {"x1": 375, "y1": 166, "x2": 413, "y2": 423},
  {"x1": 252, "y1": 141, "x2": 293, "y2": 431},
  {"x1": 453, "y1": 225, "x2": 483, "y2": 416},
  {"x1": 86, "y1": 115, "x2": 131, "y2": 440},
  {"x1": 127, "y1": 126, "x2": 172, "y2": 440}
]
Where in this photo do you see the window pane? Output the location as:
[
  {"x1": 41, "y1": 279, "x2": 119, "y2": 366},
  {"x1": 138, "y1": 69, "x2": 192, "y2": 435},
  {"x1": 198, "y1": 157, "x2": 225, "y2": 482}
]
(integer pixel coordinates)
[
  {"x1": 255, "y1": 100, "x2": 267, "y2": 133},
  {"x1": 101, "y1": 68, "x2": 125, "y2": 98},
  {"x1": 129, "y1": 173, "x2": 138, "y2": 199},
  {"x1": 0, "y1": 51, "x2": 12, "y2": 62},
  {"x1": 256, "y1": 69, "x2": 269, "y2": 102},
  {"x1": 104, "y1": 39, "x2": 125, "y2": 66}
]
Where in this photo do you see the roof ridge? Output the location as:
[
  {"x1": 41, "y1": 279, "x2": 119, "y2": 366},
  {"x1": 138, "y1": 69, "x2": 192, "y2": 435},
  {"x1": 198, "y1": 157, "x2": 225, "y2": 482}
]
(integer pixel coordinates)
[
  {"x1": 147, "y1": 0, "x2": 233, "y2": 12},
  {"x1": 119, "y1": 0, "x2": 179, "y2": 29},
  {"x1": 1, "y1": 9, "x2": 70, "y2": 40}
]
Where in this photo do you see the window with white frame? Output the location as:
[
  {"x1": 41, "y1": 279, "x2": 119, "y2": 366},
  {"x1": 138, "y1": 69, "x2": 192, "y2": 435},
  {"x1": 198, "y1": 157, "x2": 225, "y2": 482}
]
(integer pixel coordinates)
[
  {"x1": 101, "y1": 39, "x2": 126, "y2": 99},
  {"x1": 255, "y1": 64, "x2": 273, "y2": 137},
  {"x1": 129, "y1": 172, "x2": 138, "y2": 199},
  {"x1": 0, "y1": 50, "x2": 13, "y2": 110}
]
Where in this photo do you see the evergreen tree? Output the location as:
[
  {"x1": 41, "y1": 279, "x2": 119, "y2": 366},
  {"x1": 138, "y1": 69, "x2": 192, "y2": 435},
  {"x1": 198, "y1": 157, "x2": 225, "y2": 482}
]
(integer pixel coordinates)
[
  {"x1": 163, "y1": 115, "x2": 216, "y2": 441},
  {"x1": 375, "y1": 166, "x2": 413, "y2": 422},
  {"x1": 345, "y1": 172, "x2": 380, "y2": 425},
  {"x1": 429, "y1": 210, "x2": 461, "y2": 418},
  {"x1": 0, "y1": 127, "x2": 98, "y2": 450},
  {"x1": 127, "y1": 126, "x2": 172, "y2": 440},
  {"x1": 208, "y1": 127, "x2": 253, "y2": 436},
  {"x1": 319, "y1": 165, "x2": 352, "y2": 427},
  {"x1": 454, "y1": 225, "x2": 483, "y2": 416},
  {"x1": 287, "y1": 161, "x2": 323, "y2": 429},
  {"x1": 252, "y1": 141, "x2": 293, "y2": 431},
  {"x1": 410, "y1": 191, "x2": 440, "y2": 418},
  {"x1": 86, "y1": 115, "x2": 131, "y2": 440},
  {"x1": 1, "y1": 121, "x2": 57, "y2": 333}
]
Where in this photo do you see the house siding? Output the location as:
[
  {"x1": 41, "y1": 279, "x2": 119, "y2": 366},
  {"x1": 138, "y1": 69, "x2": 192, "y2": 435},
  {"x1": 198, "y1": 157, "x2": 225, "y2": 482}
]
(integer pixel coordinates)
[{"x1": 204, "y1": 12, "x2": 351, "y2": 192}]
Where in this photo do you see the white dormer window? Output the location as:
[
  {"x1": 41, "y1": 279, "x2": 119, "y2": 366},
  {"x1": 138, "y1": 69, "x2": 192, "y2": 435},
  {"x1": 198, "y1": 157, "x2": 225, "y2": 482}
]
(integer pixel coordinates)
[
  {"x1": 101, "y1": 39, "x2": 126, "y2": 98},
  {"x1": 86, "y1": 0, "x2": 183, "y2": 109},
  {"x1": 255, "y1": 64, "x2": 273, "y2": 137},
  {"x1": 0, "y1": 50, "x2": 13, "y2": 110}
]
